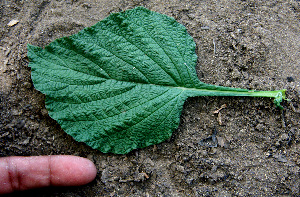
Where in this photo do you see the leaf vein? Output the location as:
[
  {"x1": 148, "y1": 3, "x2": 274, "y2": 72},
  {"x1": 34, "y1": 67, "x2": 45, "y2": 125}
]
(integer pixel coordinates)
[
  {"x1": 120, "y1": 89, "x2": 184, "y2": 134},
  {"x1": 82, "y1": 31, "x2": 151, "y2": 84},
  {"x1": 136, "y1": 16, "x2": 184, "y2": 85},
  {"x1": 53, "y1": 42, "x2": 111, "y2": 79},
  {"x1": 102, "y1": 23, "x2": 179, "y2": 86}
]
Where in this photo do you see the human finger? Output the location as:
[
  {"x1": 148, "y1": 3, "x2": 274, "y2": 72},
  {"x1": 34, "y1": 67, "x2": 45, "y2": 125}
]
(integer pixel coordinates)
[{"x1": 0, "y1": 155, "x2": 97, "y2": 194}]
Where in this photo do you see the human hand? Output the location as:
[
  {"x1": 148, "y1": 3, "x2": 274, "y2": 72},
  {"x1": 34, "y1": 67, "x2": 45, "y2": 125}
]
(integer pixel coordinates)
[{"x1": 0, "y1": 155, "x2": 97, "y2": 194}]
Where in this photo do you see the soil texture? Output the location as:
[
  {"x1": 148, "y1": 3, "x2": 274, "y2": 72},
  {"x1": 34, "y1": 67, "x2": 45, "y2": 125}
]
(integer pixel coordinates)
[{"x1": 1, "y1": 0, "x2": 299, "y2": 196}]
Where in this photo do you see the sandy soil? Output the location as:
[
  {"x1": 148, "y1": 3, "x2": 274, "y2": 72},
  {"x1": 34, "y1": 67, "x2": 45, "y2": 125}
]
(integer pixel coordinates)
[{"x1": 1, "y1": 0, "x2": 299, "y2": 196}]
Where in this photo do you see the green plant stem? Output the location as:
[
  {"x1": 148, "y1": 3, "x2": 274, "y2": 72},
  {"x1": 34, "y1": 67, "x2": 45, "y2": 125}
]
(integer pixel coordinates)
[{"x1": 181, "y1": 87, "x2": 286, "y2": 109}]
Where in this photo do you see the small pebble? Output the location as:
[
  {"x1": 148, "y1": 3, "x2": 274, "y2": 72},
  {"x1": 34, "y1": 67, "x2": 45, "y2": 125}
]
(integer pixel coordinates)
[
  {"x1": 41, "y1": 108, "x2": 48, "y2": 116},
  {"x1": 7, "y1": 19, "x2": 19, "y2": 27},
  {"x1": 23, "y1": 82, "x2": 32, "y2": 89},
  {"x1": 15, "y1": 120, "x2": 25, "y2": 129},
  {"x1": 287, "y1": 77, "x2": 294, "y2": 82},
  {"x1": 201, "y1": 26, "x2": 210, "y2": 30}
]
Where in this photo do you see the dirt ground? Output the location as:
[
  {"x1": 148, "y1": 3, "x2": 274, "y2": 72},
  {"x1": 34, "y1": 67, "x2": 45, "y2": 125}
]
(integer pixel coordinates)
[{"x1": 1, "y1": 0, "x2": 299, "y2": 196}]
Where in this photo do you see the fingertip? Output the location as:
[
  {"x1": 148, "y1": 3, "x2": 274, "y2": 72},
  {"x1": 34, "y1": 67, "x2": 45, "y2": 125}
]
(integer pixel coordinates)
[{"x1": 50, "y1": 155, "x2": 97, "y2": 186}]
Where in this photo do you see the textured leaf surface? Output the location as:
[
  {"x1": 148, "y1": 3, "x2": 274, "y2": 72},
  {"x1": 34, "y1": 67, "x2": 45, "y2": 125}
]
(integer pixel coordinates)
[{"x1": 28, "y1": 7, "x2": 285, "y2": 154}]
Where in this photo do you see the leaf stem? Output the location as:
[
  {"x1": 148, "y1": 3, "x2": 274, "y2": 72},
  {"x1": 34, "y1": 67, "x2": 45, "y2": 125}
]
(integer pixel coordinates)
[{"x1": 181, "y1": 87, "x2": 286, "y2": 109}]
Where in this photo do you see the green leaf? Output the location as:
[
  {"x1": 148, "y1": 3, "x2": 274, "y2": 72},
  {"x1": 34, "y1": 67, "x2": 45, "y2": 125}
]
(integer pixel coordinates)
[{"x1": 28, "y1": 7, "x2": 286, "y2": 154}]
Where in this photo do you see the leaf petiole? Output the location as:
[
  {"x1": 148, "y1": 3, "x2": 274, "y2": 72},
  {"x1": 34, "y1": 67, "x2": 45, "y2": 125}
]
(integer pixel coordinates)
[{"x1": 179, "y1": 86, "x2": 286, "y2": 109}]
